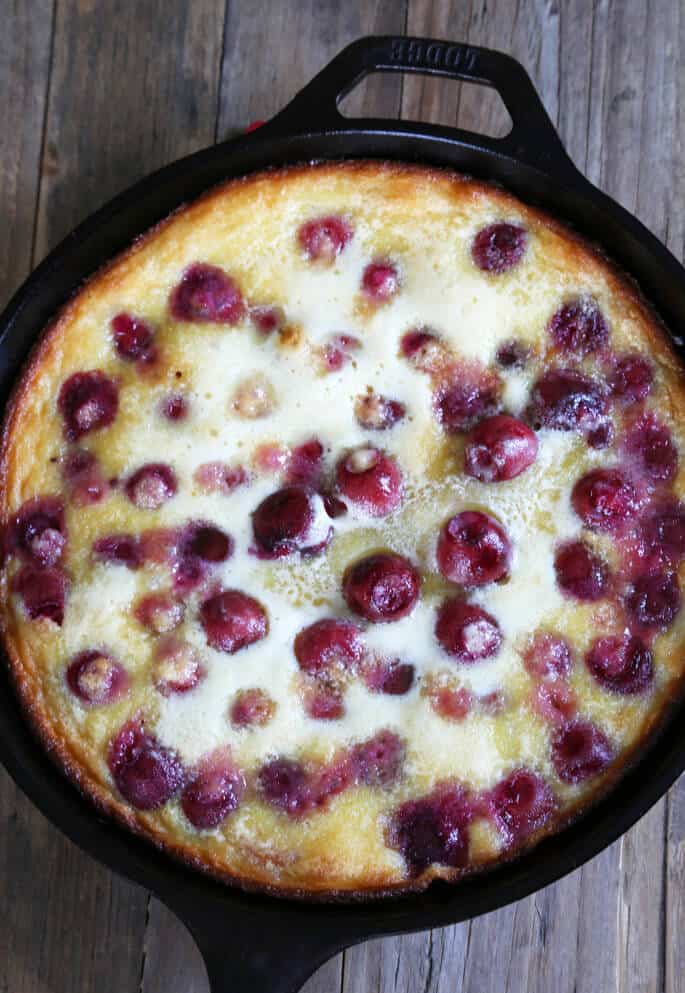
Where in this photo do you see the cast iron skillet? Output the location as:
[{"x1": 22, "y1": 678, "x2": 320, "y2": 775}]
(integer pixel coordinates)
[{"x1": 1, "y1": 35, "x2": 685, "y2": 993}]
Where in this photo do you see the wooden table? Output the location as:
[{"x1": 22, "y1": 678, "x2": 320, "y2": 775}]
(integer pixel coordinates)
[{"x1": 1, "y1": 1, "x2": 682, "y2": 990}]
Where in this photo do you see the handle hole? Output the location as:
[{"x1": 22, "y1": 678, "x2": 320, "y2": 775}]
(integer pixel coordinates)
[{"x1": 339, "y1": 72, "x2": 512, "y2": 139}]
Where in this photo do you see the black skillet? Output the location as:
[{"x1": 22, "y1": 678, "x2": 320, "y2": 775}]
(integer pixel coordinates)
[{"x1": 1, "y1": 35, "x2": 685, "y2": 993}]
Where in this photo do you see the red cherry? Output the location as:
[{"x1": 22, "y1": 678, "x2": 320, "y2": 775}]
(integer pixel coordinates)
[
  {"x1": 193, "y1": 461, "x2": 249, "y2": 494},
  {"x1": 160, "y1": 393, "x2": 189, "y2": 421},
  {"x1": 62, "y1": 448, "x2": 109, "y2": 505},
  {"x1": 388, "y1": 785, "x2": 473, "y2": 874},
  {"x1": 586, "y1": 420, "x2": 614, "y2": 449},
  {"x1": 13, "y1": 564, "x2": 66, "y2": 625},
  {"x1": 320, "y1": 333, "x2": 361, "y2": 371},
  {"x1": 609, "y1": 352, "x2": 653, "y2": 403},
  {"x1": 624, "y1": 571, "x2": 681, "y2": 632},
  {"x1": 200, "y1": 589, "x2": 268, "y2": 653},
  {"x1": 170, "y1": 263, "x2": 245, "y2": 324},
  {"x1": 294, "y1": 618, "x2": 363, "y2": 674},
  {"x1": 181, "y1": 750, "x2": 245, "y2": 829},
  {"x1": 252, "y1": 485, "x2": 332, "y2": 558},
  {"x1": 496, "y1": 339, "x2": 530, "y2": 369},
  {"x1": 433, "y1": 375, "x2": 501, "y2": 433},
  {"x1": 585, "y1": 635, "x2": 654, "y2": 694},
  {"x1": 302, "y1": 682, "x2": 345, "y2": 720},
  {"x1": 551, "y1": 719, "x2": 614, "y2": 784},
  {"x1": 58, "y1": 371, "x2": 119, "y2": 441},
  {"x1": 66, "y1": 650, "x2": 129, "y2": 705},
  {"x1": 93, "y1": 533, "x2": 143, "y2": 569},
  {"x1": 437, "y1": 510, "x2": 511, "y2": 587},
  {"x1": 554, "y1": 540, "x2": 609, "y2": 601},
  {"x1": 361, "y1": 261, "x2": 400, "y2": 300},
  {"x1": 251, "y1": 304, "x2": 283, "y2": 335},
  {"x1": 230, "y1": 688, "x2": 276, "y2": 728},
  {"x1": 111, "y1": 313, "x2": 157, "y2": 364},
  {"x1": 153, "y1": 637, "x2": 205, "y2": 696},
  {"x1": 523, "y1": 632, "x2": 572, "y2": 680},
  {"x1": 548, "y1": 297, "x2": 608, "y2": 355},
  {"x1": 335, "y1": 446, "x2": 403, "y2": 517},
  {"x1": 134, "y1": 592, "x2": 184, "y2": 634},
  {"x1": 108, "y1": 719, "x2": 184, "y2": 810},
  {"x1": 488, "y1": 769, "x2": 556, "y2": 845},
  {"x1": 527, "y1": 368, "x2": 607, "y2": 432},
  {"x1": 126, "y1": 463, "x2": 177, "y2": 510},
  {"x1": 400, "y1": 329, "x2": 446, "y2": 373},
  {"x1": 11, "y1": 497, "x2": 65, "y2": 567},
  {"x1": 349, "y1": 729, "x2": 405, "y2": 786},
  {"x1": 472, "y1": 223, "x2": 527, "y2": 274},
  {"x1": 572, "y1": 467, "x2": 640, "y2": 533},
  {"x1": 428, "y1": 685, "x2": 473, "y2": 721},
  {"x1": 354, "y1": 392, "x2": 406, "y2": 430},
  {"x1": 636, "y1": 502, "x2": 685, "y2": 570},
  {"x1": 624, "y1": 413, "x2": 678, "y2": 483},
  {"x1": 297, "y1": 215, "x2": 353, "y2": 263},
  {"x1": 533, "y1": 682, "x2": 577, "y2": 724},
  {"x1": 435, "y1": 598, "x2": 502, "y2": 663},
  {"x1": 464, "y1": 414, "x2": 538, "y2": 482},
  {"x1": 342, "y1": 552, "x2": 420, "y2": 623},
  {"x1": 287, "y1": 438, "x2": 325, "y2": 486},
  {"x1": 258, "y1": 758, "x2": 311, "y2": 816},
  {"x1": 363, "y1": 658, "x2": 415, "y2": 695}
]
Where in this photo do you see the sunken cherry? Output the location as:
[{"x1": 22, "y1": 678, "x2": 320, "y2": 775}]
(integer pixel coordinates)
[
  {"x1": 527, "y1": 368, "x2": 607, "y2": 432},
  {"x1": 342, "y1": 552, "x2": 420, "y2": 623},
  {"x1": 585, "y1": 635, "x2": 654, "y2": 695},
  {"x1": 488, "y1": 769, "x2": 556, "y2": 845},
  {"x1": 66, "y1": 650, "x2": 129, "y2": 705},
  {"x1": 354, "y1": 392, "x2": 406, "y2": 431},
  {"x1": 399, "y1": 329, "x2": 446, "y2": 373},
  {"x1": 297, "y1": 215, "x2": 353, "y2": 263},
  {"x1": 387, "y1": 785, "x2": 473, "y2": 874},
  {"x1": 153, "y1": 637, "x2": 205, "y2": 696},
  {"x1": 230, "y1": 688, "x2": 276, "y2": 728},
  {"x1": 193, "y1": 462, "x2": 248, "y2": 495},
  {"x1": 364, "y1": 658, "x2": 416, "y2": 695},
  {"x1": 200, "y1": 589, "x2": 268, "y2": 654},
  {"x1": 252, "y1": 486, "x2": 332, "y2": 558},
  {"x1": 258, "y1": 757, "x2": 311, "y2": 816},
  {"x1": 464, "y1": 414, "x2": 538, "y2": 483},
  {"x1": 93, "y1": 533, "x2": 143, "y2": 569},
  {"x1": 170, "y1": 263, "x2": 245, "y2": 324},
  {"x1": 471, "y1": 222, "x2": 527, "y2": 274},
  {"x1": 13, "y1": 565, "x2": 66, "y2": 625},
  {"x1": 160, "y1": 393, "x2": 189, "y2": 421},
  {"x1": 609, "y1": 352, "x2": 653, "y2": 403},
  {"x1": 126, "y1": 463, "x2": 177, "y2": 510},
  {"x1": 302, "y1": 682, "x2": 345, "y2": 720},
  {"x1": 433, "y1": 375, "x2": 501, "y2": 433},
  {"x1": 58, "y1": 371, "x2": 119, "y2": 441},
  {"x1": 548, "y1": 297, "x2": 609, "y2": 355},
  {"x1": 638, "y1": 502, "x2": 685, "y2": 569},
  {"x1": 523, "y1": 632, "x2": 573, "y2": 680},
  {"x1": 435, "y1": 598, "x2": 502, "y2": 663},
  {"x1": 134, "y1": 592, "x2": 184, "y2": 634},
  {"x1": 319, "y1": 333, "x2": 361, "y2": 372},
  {"x1": 231, "y1": 372, "x2": 276, "y2": 419},
  {"x1": 349, "y1": 730, "x2": 406, "y2": 786},
  {"x1": 335, "y1": 447, "x2": 403, "y2": 517},
  {"x1": 624, "y1": 572, "x2": 681, "y2": 632},
  {"x1": 293, "y1": 618, "x2": 363, "y2": 675},
  {"x1": 571, "y1": 467, "x2": 640, "y2": 533},
  {"x1": 437, "y1": 510, "x2": 511, "y2": 588},
  {"x1": 108, "y1": 719, "x2": 184, "y2": 810},
  {"x1": 111, "y1": 313, "x2": 157, "y2": 364},
  {"x1": 551, "y1": 719, "x2": 614, "y2": 784},
  {"x1": 533, "y1": 682, "x2": 577, "y2": 725},
  {"x1": 624, "y1": 413, "x2": 678, "y2": 483},
  {"x1": 287, "y1": 439, "x2": 325, "y2": 486},
  {"x1": 62, "y1": 448, "x2": 109, "y2": 505},
  {"x1": 428, "y1": 684, "x2": 472, "y2": 721},
  {"x1": 182, "y1": 521, "x2": 233, "y2": 564},
  {"x1": 496, "y1": 339, "x2": 530, "y2": 369},
  {"x1": 181, "y1": 750, "x2": 245, "y2": 830},
  {"x1": 361, "y1": 261, "x2": 400, "y2": 301},
  {"x1": 554, "y1": 540, "x2": 609, "y2": 602},
  {"x1": 11, "y1": 496, "x2": 65, "y2": 567}
]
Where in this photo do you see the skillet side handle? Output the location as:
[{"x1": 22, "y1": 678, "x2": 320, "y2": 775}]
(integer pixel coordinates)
[{"x1": 265, "y1": 35, "x2": 581, "y2": 183}]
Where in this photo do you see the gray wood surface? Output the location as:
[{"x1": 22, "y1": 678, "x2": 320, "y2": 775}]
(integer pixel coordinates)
[{"x1": 0, "y1": 1, "x2": 682, "y2": 991}]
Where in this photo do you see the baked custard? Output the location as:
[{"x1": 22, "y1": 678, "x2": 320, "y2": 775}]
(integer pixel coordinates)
[{"x1": 2, "y1": 162, "x2": 685, "y2": 896}]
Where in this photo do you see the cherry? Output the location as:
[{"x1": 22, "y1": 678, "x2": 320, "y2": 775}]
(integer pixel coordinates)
[
  {"x1": 153, "y1": 637, "x2": 205, "y2": 695},
  {"x1": 335, "y1": 446, "x2": 403, "y2": 517},
  {"x1": 111, "y1": 313, "x2": 157, "y2": 364},
  {"x1": 349, "y1": 729, "x2": 405, "y2": 786},
  {"x1": 464, "y1": 414, "x2": 538, "y2": 482},
  {"x1": 624, "y1": 571, "x2": 681, "y2": 631},
  {"x1": 435, "y1": 598, "x2": 502, "y2": 663},
  {"x1": 287, "y1": 438, "x2": 325, "y2": 486},
  {"x1": 361, "y1": 261, "x2": 399, "y2": 301},
  {"x1": 230, "y1": 688, "x2": 276, "y2": 728},
  {"x1": 354, "y1": 392, "x2": 406, "y2": 430},
  {"x1": 585, "y1": 634, "x2": 653, "y2": 694},
  {"x1": 11, "y1": 497, "x2": 65, "y2": 567},
  {"x1": 548, "y1": 297, "x2": 608, "y2": 355},
  {"x1": 488, "y1": 769, "x2": 555, "y2": 845},
  {"x1": 586, "y1": 420, "x2": 614, "y2": 449},
  {"x1": 297, "y1": 215, "x2": 353, "y2": 263},
  {"x1": 400, "y1": 329, "x2": 446, "y2": 373},
  {"x1": 527, "y1": 368, "x2": 607, "y2": 432},
  {"x1": 428, "y1": 684, "x2": 472, "y2": 721},
  {"x1": 193, "y1": 462, "x2": 248, "y2": 494},
  {"x1": 13, "y1": 565, "x2": 66, "y2": 625},
  {"x1": 363, "y1": 658, "x2": 415, "y2": 695},
  {"x1": 200, "y1": 589, "x2": 268, "y2": 653},
  {"x1": 471, "y1": 222, "x2": 527, "y2": 274},
  {"x1": 437, "y1": 510, "x2": 511, "y2": 587},
  {"x1": 62, "y1": 448, "x2": 109, "y2": 505},
  {"x1": 342, "y1": 552, "x2": 420, "y2": 623},
  {"x1": 170, "y1": 263, "x2": 245, "y2": 324},
  {"x1": 251, "y1": 304, "x2": 283, "y2": 335},
  {"x1": 636, "y1": 502, "x2": 685, "y2": 569},
  {"x1": 58, "y1": 371, "x2": 119, "y2": 441},
  {"x1": 319, "y1": 333, "x2": 361, "y2": 372},
  {"x1": 523, "y1": 632, "x2": 572, "y2": 680},
  {"x1": 496, "y1": 339, "x2": 530, "y2": 369},
  {"x1": 160, "y1": 393, "x2": 189, "y2": 421},
  {"x1": 551, "y1": 719, "x2": 614, "y2": 784},
  {"x1": 66, "y1": 650, "x2": 129, "y2": 705},
  {"x1": 126, "y1": 463, "x2": 177, "y2": 510},
  {"x1": 108, "y1": 719, "x2": 184, "y2": 810},
  {"x1": 624, "y1": 413, "x2": 677, "y2": 482},
  {"x1": 252, "y1": 486, "x2": 332, "y2": 558},
  {"x1": 554, "y1": 540, "x2": 609, "y2": 601},
  {"x1": 139, "y1": 527, "x2": 179, "y2": 566},
  {"x1": 609, "y1": 352, "x2": 653, "y2": 403},
  {"x1": 181, "y1": 750, "x2": 245, "y2": 829},
  {"x1": 387, "y1": 785, "x2": 473, "y2": 874},
  {"x1": 93, "y1": 533, "x2": 143, "y2": 569},
  {"x1": 134, "y1": 592, "x2": 184, "y2": 634},
  {"x1": 433, "y1": 374, "x2": 501, "y2": 433},
  {"x1": 179, "y1": 521, "x2": 233, "y2": 578},
  {"x1": 572, "y1": 467, "x2": 640, "y2": 532},
  {"x1": 533, "y1": 681, "x2": 577, "y2": 724},
  {"x1": 302, "y1": 682, "x2": 345, "y2": 720},
  {"x1": 258, "y1": 758, "x2": 311, "y2": 816},
  {"x1": 293, "y1": 618, "x2": 362, "y2": 674}
]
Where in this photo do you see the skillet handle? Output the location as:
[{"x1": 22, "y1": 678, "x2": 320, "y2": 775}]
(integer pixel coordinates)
[{"x1": 265, "y1": 35, "x2": 579, "y2": 181}]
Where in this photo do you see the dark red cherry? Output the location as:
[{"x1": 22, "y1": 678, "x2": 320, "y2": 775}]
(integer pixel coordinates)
[
  {"x1": 258, "y1": 758, "x2": 311, "y2": 816},
  {"x1": 111, "y1": 313, "x2": 157, "y2": 364},
  {"x1": 342, "y1": 552, "x2": 420, "y2": 623},
  {"x1": 93, "y1": 533, "x2": 143, "y2": 569},
  {"x1": 251, "y1": 304, "x2": 283, "y2": 335},
  {"x1": 126, "y1": 463, "x2": 177, "y2": 510},
  {"x1": 153, "y1": 637, "x2": 205, "y2": 696},
  {"x1": 134, "y1": 592, "x2": 184, "y2": 634},
  {"x1": 437, "y1": 510, "x2": 511, "y2": 587},
  {"x1": 200, "y1": 589, "x2": 268, "y2": 653},
  {"x1": 66, "y1": 650, "x2": 128, "y2": 705},
  {"x1": 13, "y1": 564, "x2": 66, "y2": 625},
  {"x1": 193, "y1": 461, "x2": 248, "y2": 494},
  {"x1": 287, "y1": 438, "x2": 325, "y2": 486},
  {"x1": 170, "y1": 263, "x2": 245, "y2": 324},
  {"x1": 527, "y1": 369, "x2": 607, "y2": 431},
  {"x1": 160, "y1": 393, "x2": 189, "y2": 421},
  {"x1": 435, "y1": 598, "x2": 502, "y2": 663},
  {"x1": 183, "y1": 521, "x2": 233, "y2": 564},
  {"x1": 609, "y1": 352, "x2": 653, "y2": 403},
  {"x1": 252, "y1": 486, "x2": 331, "y2": 558},
  {"x1": 585, "y1": 635, "x2": 654, "y2": 694},
  {"x1": 472, "y1": 222, "x2": 527, "y2": 274},
  {"x1": 335, "y1": 447, "x2": 403, "y2": 517},
  {"x1": 489, "y1": 769, "x2": 555, "y2": 845},
  {"x1": 297, "y1": 215, "x2": 353, "y2": 263},
  {"x1": 624, "y1": 571, "x2": 681, "y2": 631},
  {"x1": 551, "y1": 719, "x2": 614, "y2": 784},
  {"x1": 400, "y1": 329, "x2": 445, "y2": 373},
  {"x1": 572, "y1": 467, "x2": 640, "y2": 532},
  {"x1": 361, "y1": 261, "x2": 400, "y2": 300},
  {"x1": 464, "y1": 414, "x2": 538, "y2": 482},
  {"x1": 496, "y1": 339, "x2": 530, "y2": 369},
  {"x1": 548, "y1": 297, "x2": 608, "y2": 355},
  {"x1": 230, "y1": 688, "x2": 276, "y2": 728},
  {"x1": 624, "y1": 413, "x2": 678, "y2": 482},
  {"x1": 11, "y1": 496, "x2": 65, "y2": 566},
  {"x1": 364, "y1": 658, "x2": 415, "y2": 695},
  {"x1": 350, "y1": 730, "x2": 405, "y2": 786},
  {"x1": 586, "y1": 420, "x2": 614, "y2": 449},
  {"x1": 637, "y1": 502, "x2": 685, "y2": 569},
  {"x1": 181, "y1": 750, "x2": 245, "y2": 829},
  {"x1": 388, "y1": 785, "x2": 473, "y2": 874},
  {"x1": 433, "y1": 374, "x2": 501, "y2": 433},
  {"x1": 294, "y1": 618, "x2": 362, "y2": 674},
  {"x1": 554, "y1": 540, "x2": 609, "y2": 601},
  {"x1": 58, "y1": 371, "x2": 118, "y2": 441},
  {"x1": 354, "y1": 392, "x2": 406, "y2": 430},
  {"x1": 108, "y1": 719, "x2": 184, "y2": 810},
  {"x1": 523, "y1": 632, "x2": 572, "y2": 680},
  {"x1": 62, "y1": 448, "x2": 109, "y2": 505}
]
